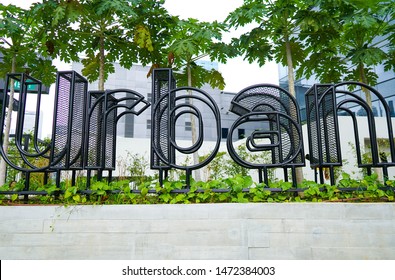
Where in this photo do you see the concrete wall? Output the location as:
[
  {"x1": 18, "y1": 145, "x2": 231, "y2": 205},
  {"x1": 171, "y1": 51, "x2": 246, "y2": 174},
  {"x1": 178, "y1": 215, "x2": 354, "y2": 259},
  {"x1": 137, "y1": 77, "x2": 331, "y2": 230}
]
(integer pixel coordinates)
[{"x1": 1, "y1": 203, "x2": 394, "y2": 260}]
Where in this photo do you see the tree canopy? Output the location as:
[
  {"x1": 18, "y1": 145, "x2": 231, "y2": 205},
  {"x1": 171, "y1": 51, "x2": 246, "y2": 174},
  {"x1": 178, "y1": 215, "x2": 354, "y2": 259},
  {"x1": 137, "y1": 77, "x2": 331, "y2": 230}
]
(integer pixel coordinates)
[
  {"x1": 168, "y1": 17, "x2": 228, "y2": 89},
  {"x1": 1, "y1": 0, "x2": 393, "y2": 91},
  {"x1": 226, "y1": 0, "x2": 395, "y2": 93},
  {"x1": 299, "y1": 0, "x2": 395, "y2": 86},
  {"x1": 0, "y1": 3, "x2": 56, "y2": 85}
]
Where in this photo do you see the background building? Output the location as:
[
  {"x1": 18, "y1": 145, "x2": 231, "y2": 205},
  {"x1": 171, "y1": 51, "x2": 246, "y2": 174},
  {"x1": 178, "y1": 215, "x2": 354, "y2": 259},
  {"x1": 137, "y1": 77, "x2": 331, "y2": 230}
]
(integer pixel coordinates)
[
  {"x1": 278, "y1": 44, "x2": 395, "y2": 180},
  {"x1": 278, "y1": 34, "x2": 395, "y2": 122},
  {"x1": 72, "y1": 61, "x2": 256, "y2": 142}
]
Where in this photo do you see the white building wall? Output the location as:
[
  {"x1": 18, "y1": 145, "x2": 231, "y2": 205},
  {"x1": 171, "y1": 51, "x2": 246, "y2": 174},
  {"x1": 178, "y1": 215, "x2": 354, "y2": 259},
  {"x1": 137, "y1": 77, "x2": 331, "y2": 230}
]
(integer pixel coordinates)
[
  {"x1": 69, "y1": 62, "x2": 395, "y2": 182},
  {"x1": 71, "y1": 62, "x2": 244, "y2": 140},
  {"x1": 112, "y1": 116, "x2": 395, "y2": 183}
]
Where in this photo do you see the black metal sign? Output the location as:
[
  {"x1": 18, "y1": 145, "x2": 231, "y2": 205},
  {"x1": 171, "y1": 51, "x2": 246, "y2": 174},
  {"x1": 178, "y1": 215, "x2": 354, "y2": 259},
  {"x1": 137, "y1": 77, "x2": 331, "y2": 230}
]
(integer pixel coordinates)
[{"x1": 1, "y1": 69, "x2": 394, "y2": 197}]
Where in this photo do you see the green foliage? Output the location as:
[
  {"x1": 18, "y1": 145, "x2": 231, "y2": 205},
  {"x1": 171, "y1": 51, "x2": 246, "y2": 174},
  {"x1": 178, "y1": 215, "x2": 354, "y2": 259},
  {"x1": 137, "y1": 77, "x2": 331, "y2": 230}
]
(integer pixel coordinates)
[
  {"x1": 299, "y1": 0, "x2": 395, "y2": 85},
  {"x1": 2, "y1": 133, "x2": 51, "y2": 188},
  {"x1": 173, "y1": 62, "x2": 226, "y2": 90},
  {"x1": 169, "y1": 18, "x2": 229, "y2": 89},
  {"x1": 125, "y1": 152, "x2": 156, "y2": 186},
  {"x1": 134, "y1": 25, "x2": 153, "y2": 52},
  {"x1": 1, "y1": 172, "x2": 394, "y2": 205},
  {"x1": 81, "y1": 53, "x2": 115, "y2": 83},
  {"x1": 205, "y1": 145, "x2": 275, "y2": 180},
  {"x1": 226, "y1": 0, "x2": 308, "y2": 68},
  {"x1": 0, "y1": 3, "x2": 56, "y2": 85},
  {"x1": 27, "y1": 0, "x2": 176, "y2": 87},
  {"x1": 227, "y1": 0, "x2": 394, "y2": 88}
]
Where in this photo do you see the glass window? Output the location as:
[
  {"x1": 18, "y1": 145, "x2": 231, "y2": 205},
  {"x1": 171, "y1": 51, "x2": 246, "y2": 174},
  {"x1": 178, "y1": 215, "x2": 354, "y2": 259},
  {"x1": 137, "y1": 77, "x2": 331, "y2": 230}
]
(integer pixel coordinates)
[
  {"x1": 222, "y1": 128, "x2": 228, "y2": 139},
  {"x1": 238, "y1": 128, "x2": 245, "y2": 139},
  {"x1": 185, "y1": 121, "x2": 192, "y2": 131}
]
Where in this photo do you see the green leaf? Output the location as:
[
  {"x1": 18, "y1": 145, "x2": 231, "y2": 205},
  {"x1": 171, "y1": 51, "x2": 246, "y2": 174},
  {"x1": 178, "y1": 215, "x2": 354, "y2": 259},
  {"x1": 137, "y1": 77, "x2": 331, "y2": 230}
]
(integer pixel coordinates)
[
  {"x1": 231, "y1": 182, "x2": 243, "y2": 194},
  {"x1": 134, "y1": 24, "x2": 153, "y2": 52},
  {"x1": 96, "y1": 190, "x2": 106, "y2": 196},
  {"x1": 174, "y1": 182, "x2": 184, "y2": 190},
  {"x1": 52, "y1": 6, "x2": 66, "y2": 26},
  {"x1": 218, "y1": 193, "x2": 229, "y2": 201},
  {"x1": 175, "y1": 194, "x2": 185, "y2": 203},
  {"x1": 280, "y1": 181, "x2": 293, "y2": 191},
  {"x1": 123, "y1": 186, "x2": 131, "y2": 194},
  {"x1": 342, "y1": 173, "x2": 351, "y2": 180},
  {"x1": 140, "y1": 187, "x2": 149, "y2": 197},
  {"x1": 72, "y1": 194, "x2": 80, "y2": 203},
  {"x1": 64, "y1": 190, "x2": 72, "y2": 199},
  {"x1": 237, "y1": 193, "x2": 248, "y2": 203}
]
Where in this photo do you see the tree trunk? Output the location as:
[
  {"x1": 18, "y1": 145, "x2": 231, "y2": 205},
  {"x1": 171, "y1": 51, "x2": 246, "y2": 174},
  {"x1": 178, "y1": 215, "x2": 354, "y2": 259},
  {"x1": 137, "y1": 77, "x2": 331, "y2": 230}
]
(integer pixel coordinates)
[
  {"x1": 0, "y1": 56, "x2": 17, "y2": 186},
  {"x1": 285, "y1": 38, "x2": 304, "y2": 185},
  {"x1": 358, "y1": 62, "x2": 372, "y2": 108},
  {"x1": 358, "y1": 63, "x2": 383, "y2": 180},
  {"x1": 91, "y1": 35, "x2": 106, "y2": 180},
  {"x1": 99, "y1": 35, "x2": 105, "y2": 91},
  {"x1": 187, "y1": 63, "x2": 201, "y2": 181}
]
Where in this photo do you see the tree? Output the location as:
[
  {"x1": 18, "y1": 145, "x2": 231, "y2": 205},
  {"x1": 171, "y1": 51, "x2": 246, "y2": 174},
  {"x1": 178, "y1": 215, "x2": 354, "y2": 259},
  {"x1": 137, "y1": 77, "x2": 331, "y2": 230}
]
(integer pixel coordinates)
[
  {"x1": 129, "y1": 0, "x2": 179, "y2": 75},
  {"x1": 384, "y1": 1, "x2": 395, "y2": 73},
  {"x1": 226, "y1": 0, "x2": 310, "y2": 97},
  {"x1": 0, "y1": 3, "x2": 57, "y2": 186},
  {"x1": 226, "y1": 0, "x2": 309, "y2": 184},
  {"x1": 168, "y1": 18, "x2": 228, "y2": 181},
  {"x1": 56, "y1": 0, "x2": 174, "y2": 91},
  {"x1": 33, "y1": 0, "x2": 178, "y2": 87},
  {"x1": 169, "y1": 18, "x2": 227, "y2": 88},
  {"x1": 299, "y1": 0, "x2": 395, "y2": 107},
  {"x1": 75, "y1": 0, "x2": 140, "y2": 90},
  {"x1": 31, "y1": 0, "x2": 82, "y2": 66}
]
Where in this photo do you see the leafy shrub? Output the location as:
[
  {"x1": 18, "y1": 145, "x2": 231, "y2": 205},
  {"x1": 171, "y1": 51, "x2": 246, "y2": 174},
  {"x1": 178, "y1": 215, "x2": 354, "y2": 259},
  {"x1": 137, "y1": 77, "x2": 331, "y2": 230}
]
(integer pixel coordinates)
[{"x1": 1, "y1": 173, "x2": 394, "y2": 205}]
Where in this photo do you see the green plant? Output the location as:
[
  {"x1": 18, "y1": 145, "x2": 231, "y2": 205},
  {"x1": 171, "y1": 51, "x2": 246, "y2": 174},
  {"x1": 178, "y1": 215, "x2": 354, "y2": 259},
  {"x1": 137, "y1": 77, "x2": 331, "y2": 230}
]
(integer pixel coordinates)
[
  {"x1": 126, "y1": 152, "x2": 148, "y2": 182},
  {"x1": 204, "y1": 145, "x2": 275, "y2": 180},
  {"x1": 1, "y1": 172, "x2": 394, "y2": 205}
]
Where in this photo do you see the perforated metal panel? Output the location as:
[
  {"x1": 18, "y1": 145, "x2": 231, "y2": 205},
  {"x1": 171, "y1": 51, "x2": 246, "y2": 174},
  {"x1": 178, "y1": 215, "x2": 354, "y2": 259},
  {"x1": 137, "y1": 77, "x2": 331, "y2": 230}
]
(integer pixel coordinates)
[
  {"x1": 85, "y1": 89, "x2": 149, "y2": 171},
  {"x1": 50, "y1": 71, "x2": 88, "y2": 170},
  {"x1": 305, "y1": 84, "x2": 341, "y2": 167},
  {"x1": 85, "y1": 91, "x2": 119, "y2": 170},
  {"x1": 230, "y1": 85, "x2": 297, "y2": 117},
  {"x1": 229, "y1": 84, "x2": 304, "y2": 165},
  {"x1": 85, "y1": 91, "x2": 105, "y2": 169},
  {"x1": 104, "y1": 97, "x2": 117, "y2": 169},
  {"x1": 151, "y1": 69, "x2": 176, "y2": 169}
]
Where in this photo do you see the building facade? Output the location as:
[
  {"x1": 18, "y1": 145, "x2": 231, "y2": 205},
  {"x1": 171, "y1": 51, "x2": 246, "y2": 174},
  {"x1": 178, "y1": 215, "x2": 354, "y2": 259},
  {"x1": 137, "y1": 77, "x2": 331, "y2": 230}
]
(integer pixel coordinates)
[{"x1": 72, "y1": 61, "x2": 255, "y2": 142}]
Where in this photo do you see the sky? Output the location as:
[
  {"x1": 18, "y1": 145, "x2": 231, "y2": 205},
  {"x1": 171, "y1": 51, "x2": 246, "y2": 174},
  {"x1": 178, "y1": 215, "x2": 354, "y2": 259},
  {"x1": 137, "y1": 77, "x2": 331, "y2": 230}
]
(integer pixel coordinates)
[{"x1": 1, "y1": 0, "x2": 279, "y2": 92}]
